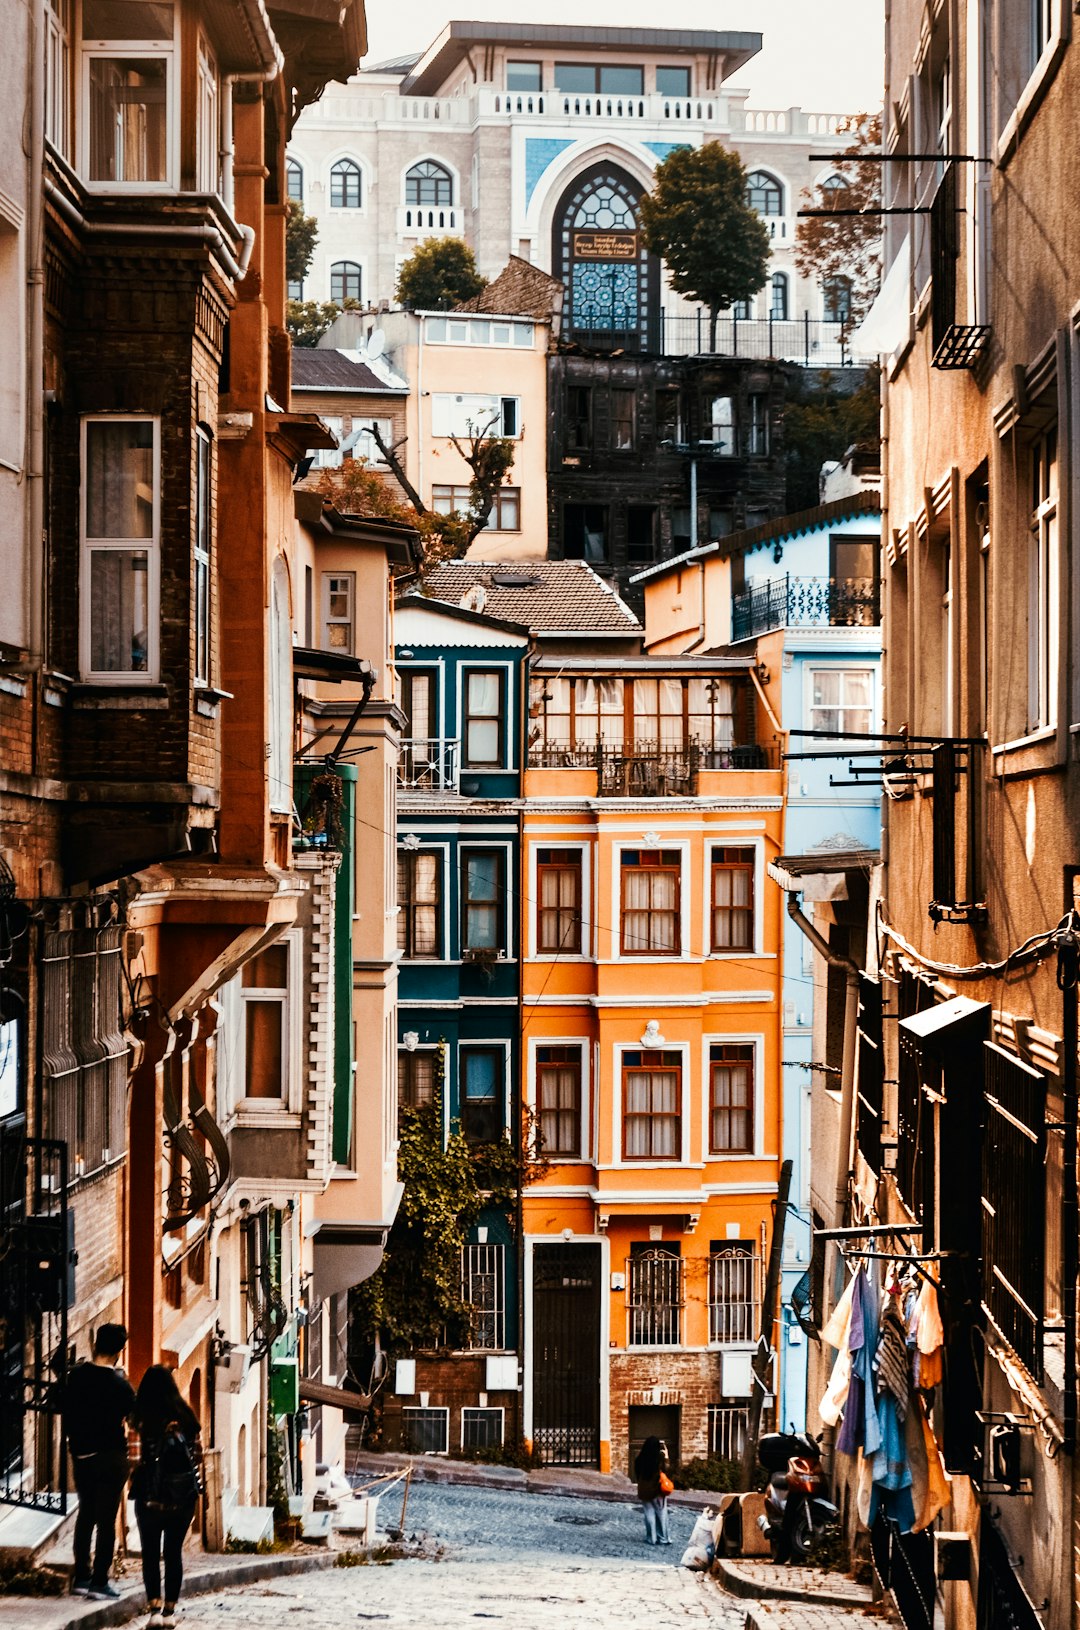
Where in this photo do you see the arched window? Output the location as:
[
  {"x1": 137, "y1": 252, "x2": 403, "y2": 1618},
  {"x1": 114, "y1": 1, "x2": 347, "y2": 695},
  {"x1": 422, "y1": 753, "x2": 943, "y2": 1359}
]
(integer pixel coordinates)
[
  {"x1": 405, "y1": 160, "x2": 453, "y2": 206},
  {"x1": 285, "y1": 158, "x2": 303, "y2": 203},
  {"x1": 770, "y1": 272, "x2": 789, "y2": 320},
  {"x1": 553, "y1": 165, "x2": 656, "y2": 350},
  {"x1": 823, "y1": 274, "x2": 852, "y2": 323},
  {"x1": 331, "y1": 158, "x2": 362, "y2": 209},
  {"x1": 746, "y1": 170, "x2": 783, "y2": 215},
  {"x1": 331, "y1": 262, "x2": 362, "y2": 303},
  {"x1": 821, "y1": 173, "x2": 850, "y2": 205}
]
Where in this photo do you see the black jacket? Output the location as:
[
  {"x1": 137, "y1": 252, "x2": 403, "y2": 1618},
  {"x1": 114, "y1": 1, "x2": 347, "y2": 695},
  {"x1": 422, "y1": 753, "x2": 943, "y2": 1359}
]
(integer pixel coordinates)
[{"x1": 62, "y1": 1363, "x2": 136, "y2": 1457}]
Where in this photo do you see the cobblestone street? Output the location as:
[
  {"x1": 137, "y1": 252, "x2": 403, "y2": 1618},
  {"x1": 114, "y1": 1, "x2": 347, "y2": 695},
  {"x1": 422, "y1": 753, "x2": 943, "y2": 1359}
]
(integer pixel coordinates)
[{"x1": 178, "y1": 1485, "x2": 746, "y2": 1630}]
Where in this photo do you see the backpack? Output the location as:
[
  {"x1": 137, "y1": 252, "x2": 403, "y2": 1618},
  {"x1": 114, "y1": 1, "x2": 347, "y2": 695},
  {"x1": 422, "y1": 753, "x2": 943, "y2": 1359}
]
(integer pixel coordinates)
[{"x1": 141, "y1": 1420, "x2": 202, "y2": 1511}]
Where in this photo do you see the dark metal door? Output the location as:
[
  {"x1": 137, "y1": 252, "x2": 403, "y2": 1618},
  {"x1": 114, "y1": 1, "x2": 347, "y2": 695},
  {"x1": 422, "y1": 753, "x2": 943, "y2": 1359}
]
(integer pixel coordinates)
[
  {"x1": 532, "y1": 1243, "x2": 601, "y2": 1467},
  {"x1": 0, "y1": 1131, "x2": 71, "y2": 1513}
]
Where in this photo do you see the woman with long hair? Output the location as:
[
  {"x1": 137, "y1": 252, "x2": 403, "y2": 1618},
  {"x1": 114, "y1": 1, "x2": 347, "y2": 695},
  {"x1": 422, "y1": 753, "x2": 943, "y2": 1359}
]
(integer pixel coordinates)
[
  {"x1": 131, "y1": 1365, "x2": 201, "y2": 1627},
  {"x1": 634, "y1": 1435, "x2": 673, "y2": 1546}
]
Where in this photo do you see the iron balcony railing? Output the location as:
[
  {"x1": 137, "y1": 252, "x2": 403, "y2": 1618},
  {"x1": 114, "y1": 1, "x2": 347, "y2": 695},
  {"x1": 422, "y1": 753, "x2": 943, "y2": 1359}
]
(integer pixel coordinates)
[
  {"x1": 732, "y1": 574, "x2": 881, "y2": 641},
  {"x1": 528, "y1": 741, "x2": 770, "y2": 790},
  {"x1": 398, "y1": 737, "x2": 459, "y2": 791},
  {"x1": 658, "y1": 311, "x2": 868, "y2": 367}
]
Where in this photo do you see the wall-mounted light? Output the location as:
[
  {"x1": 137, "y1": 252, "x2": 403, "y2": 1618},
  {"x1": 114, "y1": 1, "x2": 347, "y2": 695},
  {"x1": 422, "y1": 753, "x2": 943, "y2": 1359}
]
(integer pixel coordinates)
[{"x1": 772, "y1": 542, "x2": 784, "y2": 564}]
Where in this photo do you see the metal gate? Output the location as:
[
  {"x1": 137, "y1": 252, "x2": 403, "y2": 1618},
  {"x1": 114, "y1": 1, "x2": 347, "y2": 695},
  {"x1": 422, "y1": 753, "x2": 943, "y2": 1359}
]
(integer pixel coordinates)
[
  {"x1": 0, "y1": 1129, "x2": 71, "y2": 1513},
  {"x1": 871, "y1": 1516, "x2": 935, "y2": 1630},
  {"x1": 531, "y1": 1243, "x2": 601, "y2": 1467}
]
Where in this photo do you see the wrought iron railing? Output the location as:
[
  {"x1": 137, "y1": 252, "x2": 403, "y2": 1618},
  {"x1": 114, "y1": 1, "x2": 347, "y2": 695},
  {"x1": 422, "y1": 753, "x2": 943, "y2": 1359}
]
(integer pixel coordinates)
[
  {"x1": 398, "y1": 738, "x2": 459, "y2": 791},
  {"x1": 708, "y1": 1404, "x2": 750, "y2": 1462},
  {"x1": 658, "y1": 311, "x2": 868, "y2": 367},
  {"x1": 627, "y1": 1250, "x2": 684, "y2": 1346},
  {"x1": 732, "y1": 574, "x2": 881, "y2": 641},
  {"x1": 528, "y1": 741, "x2": 769, "y2": 788},
  {"x1": 708, "y1": 1248, "x2": 759, "y2": 1344}
]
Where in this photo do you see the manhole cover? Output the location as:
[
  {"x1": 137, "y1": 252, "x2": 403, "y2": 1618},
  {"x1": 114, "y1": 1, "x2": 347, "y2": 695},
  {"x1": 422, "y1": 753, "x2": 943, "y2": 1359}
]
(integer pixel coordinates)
[{"x1": 554, "y1": 1513, "x2": 604, "y2": 1525}]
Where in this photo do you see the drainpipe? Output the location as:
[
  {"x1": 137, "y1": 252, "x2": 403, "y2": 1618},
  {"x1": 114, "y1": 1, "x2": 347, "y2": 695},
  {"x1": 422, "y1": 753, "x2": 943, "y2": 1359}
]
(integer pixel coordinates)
[
  {"x1": 26, "y1": 0, "x2": 46, "y2": 665},
  {"x1": 782, "y1": 890, "x2": 860, "y2": 1303},
  {"x1": 43, "y1": 174, "x2": 253, "y2": 282},
  {"x1": 689, "y1": 456, "x2": 698, "y2": 550},
  {"x1": 1061, "y1": 867, "x2": 1078, "y2": 1456}
]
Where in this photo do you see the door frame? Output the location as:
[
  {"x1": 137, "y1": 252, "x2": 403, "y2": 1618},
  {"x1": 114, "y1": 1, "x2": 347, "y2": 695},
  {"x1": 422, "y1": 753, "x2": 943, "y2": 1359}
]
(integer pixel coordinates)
[{"x1": 523, "y1": 1233, "x2": 610, "y2": 1456}]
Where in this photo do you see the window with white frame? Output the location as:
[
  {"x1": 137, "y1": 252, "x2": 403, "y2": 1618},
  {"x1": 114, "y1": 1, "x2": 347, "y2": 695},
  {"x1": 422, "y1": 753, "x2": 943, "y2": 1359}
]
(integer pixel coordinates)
[
  {"x1": 1028, "y1": 423, "x2": 1058, "y2": 733},
  {"x1": 193, "y1": 428, "x2": 211, "y2": 686},
  {"x1": 425, "y1": 317, "x2": 534, "y2": 348},
  {"x1": 405, "y1": 159, "x2": 452, "y2": 206},
  {"x1": 224, "y1": 940, "x2": 296, "y2": 1108},
  {"x1": 321, "y1": 571, "x2": 354, "y2": 653},
  {"x1": 462, "y1": 1407, "x2": 504, "y2": 1450},
  {"x1": 196, "y1": 33, "x2": 219, "y2": 195},
  {"x1": 746, "y1": 170, "x2": 783, "y2": 215},
  {"x1": 80, "y1": 416, "x2": 158, "y2": 680},
  {"x1": 45, "y1": 0, "x2": 71, "y2": 158},
  {"x1": 708, "y1": 1043, "x2": 755, "y2": 1154},
  {"x1": 463, "y1": 670, "x2": 505, "y2": 767},
  {"x1": 397, "y1": 850, "x2": 442, "y2": 959},
  {"x1": 285, "y1": 158, "x2": 303, "y2": 202},
  {"x1": 536, "y1": 849, "x2": 582, "y2": 955},
  {"x1": 330, "y1": 158, "x2": 362, "y2": 209},
  {"x1": 314, "y1": 416, "x2": 344, "y2": 469},
  {"x1": 620, "y1": 850, "x2": 680, "y2": 955},
  {"x1": 461, "y1": 851, "x2": 503, "y2": 951},
  {"x1": 808, "y1": 668, "x2": 874, "y2": 738},
  {"x1": 81, "y1": 0, "x2": 175, "y2": 187},
  {"x1": 401, "y1": 1407, "x2": 448, "y2": 1454},
  {"x1": 461, "y1": 1243, "x2": 505, "y2": 1349},
  {"x1": 770, "y1": 272, "x2": 789, "y2": 319},
  {"x1": 432, "y1": 483, "x2": 521, "y2": 529},
  {"x1": 350, "y1": 418, "x2": 392, "y2": 466},
  {"x1": 431, "y1": 395, "x2": 520, "y2": 439},
  {"x1": 709, "y1": 396, "x2": 735, "y2": 453}
]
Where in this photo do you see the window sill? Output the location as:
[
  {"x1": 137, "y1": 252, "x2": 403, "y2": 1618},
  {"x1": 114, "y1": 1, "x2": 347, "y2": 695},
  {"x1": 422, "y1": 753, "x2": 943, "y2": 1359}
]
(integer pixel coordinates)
[
  {"x1": 72, "y1": 683, "x2": 169, "y2": 709},
  {"x1": 195, "y1": 684, "x2": 234, "y2": 716},
  {"x1": 990, "y1": 726, "x2": 1063, "y2": 776},
  {"x1": 708, "y1": 950, "x2": 772, "y2": 960},
  {"x1": 234, "y1": 1106, "x2": 302, "y2": 1129}
]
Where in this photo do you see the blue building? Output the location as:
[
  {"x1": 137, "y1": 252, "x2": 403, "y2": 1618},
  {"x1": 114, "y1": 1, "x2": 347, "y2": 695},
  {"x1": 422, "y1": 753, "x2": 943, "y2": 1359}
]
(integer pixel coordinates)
[
  {"x1": 725, "y1": 486, "x2": 882, "y2": 1428},
  {"x1": 385, "y1": 593, "x2": 529, "y2": 1455}
]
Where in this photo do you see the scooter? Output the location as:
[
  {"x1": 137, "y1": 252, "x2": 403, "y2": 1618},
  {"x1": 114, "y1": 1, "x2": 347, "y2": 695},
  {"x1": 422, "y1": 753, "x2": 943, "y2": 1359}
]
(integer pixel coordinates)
[{"x1": 756, "y1": 1429, "x2": 838, "y2": 1563}]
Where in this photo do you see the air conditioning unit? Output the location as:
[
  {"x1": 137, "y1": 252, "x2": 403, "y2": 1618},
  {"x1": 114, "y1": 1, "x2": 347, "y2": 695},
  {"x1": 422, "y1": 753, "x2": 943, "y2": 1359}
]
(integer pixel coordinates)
[{"x1": 216, "y1": 1344, "x2": 251, "y2": 1394}]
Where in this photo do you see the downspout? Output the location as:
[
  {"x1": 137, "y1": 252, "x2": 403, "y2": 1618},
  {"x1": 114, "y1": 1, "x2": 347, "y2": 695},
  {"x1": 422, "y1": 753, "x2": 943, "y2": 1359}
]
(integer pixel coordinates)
[
  {"x1": 1061, "y1": 868, "x2": 1078, "y2": 1456},
  {"x1": 782, "y1": 891, "x2": 860, "y2": 1300},
  {"x1": 26, "y1": 0, "x2": 46, "y2": 665},
  {"x1": 43, "y1": 174, "x2": 253, "y2": 282},
  {"x1": 416, "y1": 312, "x2": 425, "y2": 507}
]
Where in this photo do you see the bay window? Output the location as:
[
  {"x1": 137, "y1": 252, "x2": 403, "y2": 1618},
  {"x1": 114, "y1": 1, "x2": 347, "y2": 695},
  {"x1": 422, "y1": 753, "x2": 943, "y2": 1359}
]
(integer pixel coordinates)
[
  {"x1": 223, "y1": 938, "x2": 298, "y2": 1111},
  {"x1": 80, "y1": 416, "x2": 158, "y2": 681},
  {"x1": 81, "y1": 0, "x2": 175, "y2": 188}
]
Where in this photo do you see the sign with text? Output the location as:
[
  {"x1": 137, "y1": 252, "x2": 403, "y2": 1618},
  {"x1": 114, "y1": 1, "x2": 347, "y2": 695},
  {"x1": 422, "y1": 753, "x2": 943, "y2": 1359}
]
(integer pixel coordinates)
[{"x1": 572, "y1": 230, "x2": 638, "y2": 261}]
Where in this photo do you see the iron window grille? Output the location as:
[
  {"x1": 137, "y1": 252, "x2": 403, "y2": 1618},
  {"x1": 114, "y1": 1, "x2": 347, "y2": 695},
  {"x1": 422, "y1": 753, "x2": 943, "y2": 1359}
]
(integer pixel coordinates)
[
  {"x1": 401, "y1": 1407, "x2": 449, "y2": 1454},
  {"x1": 708, "y1": 1245, "x2": 759, "y2": 1343},
  {"x1": 982, "y1": 1042, "x2": 1046, "y2": 1379},
  {"x1": 627, "y1": 1247, "x2": 683, "y2": 1346},
  {"x1": 461, "y1": 1243, "x2": 505, "y2": 1350},
  {"x1": 461, "y1": 1407, "x2": 504, "y2": 1451},
  {"x1": 41, "y1": 911, "x2": 127, "y2": 1182},
  {"x1": 536, "y1": 849, "x2": 582, "y2": 954},
  {"x1": 708, "y1": 1402, "x2": 750, "y2": 1462},
  {"x1": 536, "y1": 1045, "x2": 582, "y2": 1157}
]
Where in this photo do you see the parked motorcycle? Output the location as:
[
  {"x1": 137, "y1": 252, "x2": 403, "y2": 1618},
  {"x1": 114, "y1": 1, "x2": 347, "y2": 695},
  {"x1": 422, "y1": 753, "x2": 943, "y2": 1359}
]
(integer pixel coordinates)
[{"x1": 756, "y1": 1429, "x2": 838, "y2": 1563}]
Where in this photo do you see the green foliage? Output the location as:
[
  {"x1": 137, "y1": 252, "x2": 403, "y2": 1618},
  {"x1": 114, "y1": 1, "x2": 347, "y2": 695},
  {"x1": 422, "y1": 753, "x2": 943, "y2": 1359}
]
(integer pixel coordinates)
[
  {"x1": 266, "y1": 1423, "x2": 290, "y2": 1530},
  {"x1": 810, "y1": 1521, "x2": 850, "y2": 1574},
  {"x1": 395, "y1": 237, "x2": 486, "y2": 311},
  {"x1": 285, "y1": 197, "x2": 319, "y2": 286},
  {"x1": 677, "y1": 1456, "x2": 746, "y2": 1494},
  {"x1": 783, "y1": 364, "x2": 880, "y2": 512},
  {"x1": 640, "y1": 143, "x2": 771, "y2": 346},
  {"x1": 466, "y1": 1439, "x2": 539, "y2": 1471},
  {"x1": 0, "y1": 1563, "x2": 66, "y2": 1596},
  {"x1": 286, "y1": 298, "x2": 360, "y2": 348}
]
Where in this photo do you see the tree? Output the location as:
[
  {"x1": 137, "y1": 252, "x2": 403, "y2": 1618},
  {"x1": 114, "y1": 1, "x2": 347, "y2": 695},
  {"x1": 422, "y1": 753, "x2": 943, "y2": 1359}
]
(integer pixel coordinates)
[
  {"x1": 639, "y1": 142, "x2": 771, "y2": 350},
  {"x1": 783, "y1": 364, "x2": 880, "y2": 511},
  {"x1": 395, "y1": 237, "x2": 486, "y2": 311},
  {"x1": 795, "y1": 113, "x2": 882, "y2": 326},
  {"x1": 315, "y1": 410, "x2": 516, "y2": 573},
  {"x1": 286, "y1": 298, "x2": 360, "y2": 348},
  {"x1": 285, "y1": 197, "x2": 319, "y2": 287}
]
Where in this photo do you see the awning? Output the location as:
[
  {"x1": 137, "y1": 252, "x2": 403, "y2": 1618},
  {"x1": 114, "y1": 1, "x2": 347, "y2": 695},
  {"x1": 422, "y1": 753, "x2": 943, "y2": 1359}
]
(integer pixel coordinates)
[
  {"x1": 768, "y1": 849, "x2": 879, "y2": 899},
  {"x1": 900, "y1": 995, "x2": 990, "y2": 1059},
  {"x1": 311, "y1": 1229, "x2": 388, "y2": 1302},
  {"x1": 298, "y1": 1378, "x2": 371, "y2": 1414},
  {"x1": 850, "y1": 235, "x2": 912, "y2": 358}
]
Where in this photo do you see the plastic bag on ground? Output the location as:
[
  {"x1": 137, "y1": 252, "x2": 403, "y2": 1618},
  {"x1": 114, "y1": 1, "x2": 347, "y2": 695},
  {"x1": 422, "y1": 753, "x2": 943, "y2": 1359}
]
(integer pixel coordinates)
[{"x1": 681, "y1": 1508, "x2": 716, "y2": 1569}]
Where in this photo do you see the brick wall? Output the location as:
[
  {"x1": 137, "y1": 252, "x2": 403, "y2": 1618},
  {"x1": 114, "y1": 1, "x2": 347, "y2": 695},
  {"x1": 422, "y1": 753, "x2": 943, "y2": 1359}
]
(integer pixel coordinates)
[
  {"x1": 378, "y1": 1353, "x2": 520, "y2": 1454},
  {"x1": 610, "y1": 1350, "x2": 724, "y2": 1474}
]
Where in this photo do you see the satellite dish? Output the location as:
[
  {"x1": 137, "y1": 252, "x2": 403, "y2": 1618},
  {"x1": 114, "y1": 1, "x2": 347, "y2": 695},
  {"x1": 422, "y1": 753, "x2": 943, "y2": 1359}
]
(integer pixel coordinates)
[{"x1": 366, "y1": 328, "x2": 386, "y2": 361}]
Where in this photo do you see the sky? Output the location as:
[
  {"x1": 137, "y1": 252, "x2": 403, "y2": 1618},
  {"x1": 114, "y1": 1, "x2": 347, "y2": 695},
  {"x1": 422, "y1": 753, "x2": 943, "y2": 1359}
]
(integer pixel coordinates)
[{"x1": 363, "y1": 1, "x2": 885, "y2": 114}]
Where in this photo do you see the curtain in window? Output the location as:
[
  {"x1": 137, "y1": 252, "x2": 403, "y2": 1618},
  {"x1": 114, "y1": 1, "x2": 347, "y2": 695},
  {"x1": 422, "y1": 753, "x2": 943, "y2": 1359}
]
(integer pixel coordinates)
[
  {"x1": 464, "y1": 853, "x2": 499, "y2": 947},
  {"x1": 88, "y1": 58, "x2": 167, "y2": 183},
  {"x1": 623, "y1": 867, "x2": 677, "y2": 952},
  {"x1": 90, "y1": 550, "x2": 148, "y2": 672},
  {"x1": 466, "y1": 672, "x2": 501, "y2": 763},
  {"x1": 632, "y1": 677, "x2": 684, "y2": 749},
  {"x1": 85, "y1": 420, "x2": 153, "y2": 539},
  {"x1": 711, "y1": 1058, "x2": 752, "y2": 1151},
  {"x1": 530, "y1": 674, "x2": 570, "y2": 751},
  {"x1": 574, "y1": 677, "x2": 623, "y2": 749},
  {"x1": 538, "y1": 862, "x2": 578, "y2": 951},
  {"x1": 624, "y1": 1069, "x2": 679, "y2": 1156},
  {"x1": 412, "y1": 853, "x2": 439, "y2": 955},
  {"x1": 539, "y1": 1057, "x2": 580, "y2": 1154},
  {"x1": 712, "y1": 862, "x2": 753, "y2": 948},
  {"x1": 688, "y1": 678, "x2": 735, "y2": 750}
]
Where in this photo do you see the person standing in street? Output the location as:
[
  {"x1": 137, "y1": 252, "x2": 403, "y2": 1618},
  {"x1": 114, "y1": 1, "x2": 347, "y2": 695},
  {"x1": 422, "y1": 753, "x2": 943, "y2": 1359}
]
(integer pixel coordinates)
[
  {"x1": 634, "y1": 1435, "x2": 674, "y2": 1546},
  {"x1": 131, "y1": 1364, "x2": 202, "y2": 1628},
  {"x1": 61, "y1": 1322, "x2": 136, "y2": 1600}
]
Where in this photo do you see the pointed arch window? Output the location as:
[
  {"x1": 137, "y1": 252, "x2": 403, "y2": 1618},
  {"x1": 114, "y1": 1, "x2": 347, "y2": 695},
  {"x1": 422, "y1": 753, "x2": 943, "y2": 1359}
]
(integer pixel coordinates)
[
  {"x1": 770, "y1": 272, "x2": 789, "y2": 320},
  {"x1": 331, "y1": 158, "x2": 362, "y2": 209},
  {"x1": 406, "y1": 160, "x2": 453, "y2": 206},
  {"x1": 555, "y1": 166, "x2": 652, "y2": 348}
]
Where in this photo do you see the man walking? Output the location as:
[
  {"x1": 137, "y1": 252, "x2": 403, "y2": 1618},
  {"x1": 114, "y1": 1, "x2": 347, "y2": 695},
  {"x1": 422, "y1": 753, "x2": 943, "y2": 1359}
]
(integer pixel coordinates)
[{"x1": 62, "y1": 1323, "x2": 136, "y2": 1600}]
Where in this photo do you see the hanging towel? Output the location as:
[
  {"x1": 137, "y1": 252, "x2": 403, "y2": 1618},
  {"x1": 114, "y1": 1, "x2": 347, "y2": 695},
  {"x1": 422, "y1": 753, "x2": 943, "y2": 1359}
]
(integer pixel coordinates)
[
  {"x1": 867, "y1": 1389, "x2": 915, "y2": 1530},
  {"x1": 819, "y1": 1271, "x2": 857, "y2": 1427},
  {"x1": 837, "y1": 1268, "x2": 883, "y2": 1458},
  {"x1": 913, "y1": 1270, "x2": 945, "y2": 1390},
  {"x1": 913, "y1": 1400, "x2": 951, "y2": 1533},
  {"x1": 821, "y1": 1271, "x2": 857, "y2": 1349}
]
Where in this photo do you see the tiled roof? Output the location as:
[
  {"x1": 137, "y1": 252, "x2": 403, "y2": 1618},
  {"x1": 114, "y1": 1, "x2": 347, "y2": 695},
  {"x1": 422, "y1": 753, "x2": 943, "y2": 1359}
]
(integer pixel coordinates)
[
  {"x1": 419, "y1": 561, "x2": 642, "y2": 634},
  {"x1": 454, "y1": 257, "x2": 563, "y2": 320},
  {"x1": 290, "y1": 349, "x2": 406, "y2": 393}
]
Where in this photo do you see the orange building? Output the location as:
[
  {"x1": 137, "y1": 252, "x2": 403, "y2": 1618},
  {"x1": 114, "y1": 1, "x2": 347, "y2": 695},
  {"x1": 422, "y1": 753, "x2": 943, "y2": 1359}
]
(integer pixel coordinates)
[{"x1": 522, "y1": 649, "x2": 786, "y2": 1476}]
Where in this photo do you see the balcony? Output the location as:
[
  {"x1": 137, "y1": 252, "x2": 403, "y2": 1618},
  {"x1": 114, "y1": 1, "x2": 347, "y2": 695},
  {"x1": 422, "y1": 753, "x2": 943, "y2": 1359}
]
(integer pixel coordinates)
[
  {"x1": 528, "y1": 741, "x2": 770, "y2": 792},
  {"x1": 732, "y1": 575, "x2": 880, "y2": 641},
  {"x1": 399, "y1": 738, "x2": 459, "y2": 791},
  {"x1": 658, "y1": 313, "x2": 866, "y2": 368},
  {"x1": 396, "y1": 204, "x2": 461, "y2": 238},
  {"x1": 480, "y1": 88, "x2": 727, "y2": 125}
]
